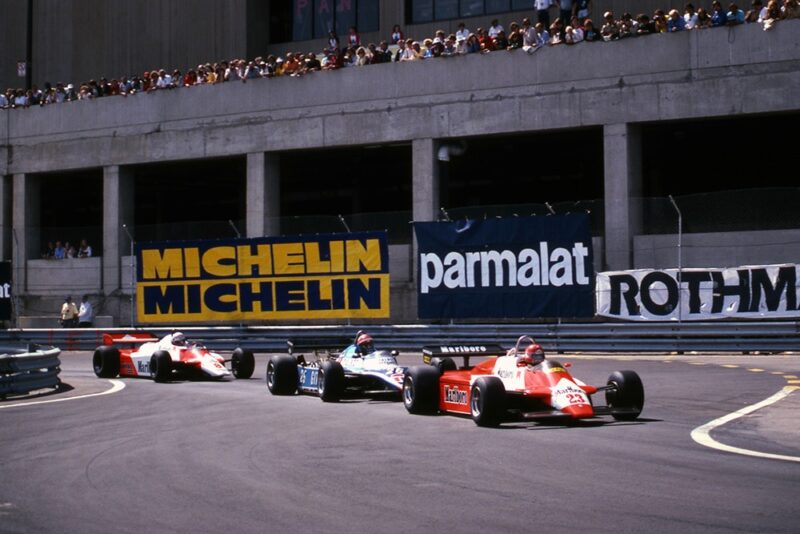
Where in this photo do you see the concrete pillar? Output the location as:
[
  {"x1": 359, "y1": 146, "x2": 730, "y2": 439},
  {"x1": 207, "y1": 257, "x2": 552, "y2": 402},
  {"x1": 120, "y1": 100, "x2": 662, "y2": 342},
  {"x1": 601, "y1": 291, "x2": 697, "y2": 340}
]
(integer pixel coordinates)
[
  {"x1": 12, "y1": 173, "x2": 40, "y2": 293},
  {"x1": 246, "y1": 152, "x2": 280, "y2": 238},
  {"x1": 103, "y1": 165, "x2": 134, "y2": 295},
  {"x1": 603, "y1": 123, "x2": 643, "y2": 271},
  {"x1": 411, "y1": 138, "x2": 440, "y2": 293},
  {"x1": 412, "y1": 139, "x2": 440, "y2": 224}
]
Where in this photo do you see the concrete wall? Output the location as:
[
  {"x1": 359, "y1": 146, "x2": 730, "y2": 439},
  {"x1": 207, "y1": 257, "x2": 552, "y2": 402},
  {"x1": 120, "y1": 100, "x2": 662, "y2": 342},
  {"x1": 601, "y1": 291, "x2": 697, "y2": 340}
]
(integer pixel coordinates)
[
  {"x1": 6, "y1": 21, "x2": 800, "y2": 174},
  {"x1": 1, "y1": 1, "x2": 700, "y2": 90},
  {"x1": 26, "y1": 257, "x2": 101, "y2": 295},
  {"x1": 0, "y1": 0, "x2": 256, "y2": 92}
]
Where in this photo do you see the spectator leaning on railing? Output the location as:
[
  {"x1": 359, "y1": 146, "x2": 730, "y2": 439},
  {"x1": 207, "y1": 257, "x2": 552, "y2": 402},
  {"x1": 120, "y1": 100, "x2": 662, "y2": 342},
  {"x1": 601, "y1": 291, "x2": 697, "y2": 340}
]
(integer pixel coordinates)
[{"x1": 3, "y1": 3, "x2": 797, "y2": 112}]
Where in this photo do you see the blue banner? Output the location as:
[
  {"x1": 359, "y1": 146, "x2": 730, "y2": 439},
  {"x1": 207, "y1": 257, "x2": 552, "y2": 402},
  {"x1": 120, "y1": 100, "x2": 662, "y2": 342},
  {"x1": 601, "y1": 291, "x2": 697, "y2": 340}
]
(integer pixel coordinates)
[
  {"x1": 0, "y1": 261, "x2": 10, "y2": 321},
  {"x1": 415, "y1": 215, "x2": 594, "y2": 319}
]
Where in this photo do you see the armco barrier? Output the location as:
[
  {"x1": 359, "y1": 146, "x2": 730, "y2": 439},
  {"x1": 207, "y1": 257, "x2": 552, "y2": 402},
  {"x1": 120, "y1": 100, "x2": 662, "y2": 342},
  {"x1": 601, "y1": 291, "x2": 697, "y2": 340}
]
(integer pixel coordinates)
[
  {"x1": 0, "y1": 345, "x2": 62, "y2": 397},
  {"x1": 0, "y1": 322, "x2": 797, "y2": 354}
]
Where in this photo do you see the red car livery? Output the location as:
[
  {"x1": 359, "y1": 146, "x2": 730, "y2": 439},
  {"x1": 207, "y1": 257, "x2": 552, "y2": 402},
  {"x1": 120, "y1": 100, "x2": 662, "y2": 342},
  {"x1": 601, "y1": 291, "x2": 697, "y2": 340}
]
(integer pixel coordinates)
[
  {"x1": 92, "y1": 332, "x2": 255, "y2": 382},
  {"x1": 402, "y1": 335, "x2": 644, "y2": 426}
]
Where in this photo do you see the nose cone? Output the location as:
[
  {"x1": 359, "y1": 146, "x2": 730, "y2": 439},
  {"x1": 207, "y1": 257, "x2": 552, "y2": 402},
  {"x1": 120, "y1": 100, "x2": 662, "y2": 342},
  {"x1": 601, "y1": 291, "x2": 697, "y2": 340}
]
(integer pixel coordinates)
[{"x1": 562, "y1": 403, "x2": 594, "y2": 419}]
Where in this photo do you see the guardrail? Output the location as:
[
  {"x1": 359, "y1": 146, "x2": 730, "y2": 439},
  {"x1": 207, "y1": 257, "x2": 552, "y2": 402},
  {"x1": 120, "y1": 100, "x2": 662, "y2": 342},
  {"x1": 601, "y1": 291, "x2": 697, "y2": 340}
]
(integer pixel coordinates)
[
  {"x1": 0, "y1": 345, "x2": 62, "y2": 397},
  {"x1": 0, "y1": 322, "x2": 797, "y2": 354}
]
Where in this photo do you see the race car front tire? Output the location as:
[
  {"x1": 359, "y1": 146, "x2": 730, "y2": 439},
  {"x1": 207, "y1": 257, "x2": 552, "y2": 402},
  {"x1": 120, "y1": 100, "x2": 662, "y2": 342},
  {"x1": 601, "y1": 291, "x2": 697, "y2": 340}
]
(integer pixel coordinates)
[
  {"x1": 150, "y1": 350, "x2": 172, "y2": 383},
  {"x1": 231, "y1": 347, "x2": 255, "y2": 379},
  {"x1": 92, "y1": 346, "x2": 120, "y2": 378},
  {"x1": 470, "y1": 376, "x2": 505, "y2": 427},
  {"x1": 403, "y1": 366, "x2": 440, "y2": 414},
  {"x1": 266, "y1": 354, "x2": 298, "y2": 395},
  {"x1": 318, "y1": 360, "x2": 345, "y2": 402},
  {"x1": 605, "y1": 370, "x2": 644, "y2": 421}
]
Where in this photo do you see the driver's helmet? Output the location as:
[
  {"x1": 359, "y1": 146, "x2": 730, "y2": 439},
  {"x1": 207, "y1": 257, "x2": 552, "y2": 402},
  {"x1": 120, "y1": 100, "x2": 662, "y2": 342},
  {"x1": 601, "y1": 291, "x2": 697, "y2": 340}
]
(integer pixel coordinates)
[
  {"x1": 172, "y1": 332, "x2": 187, "y2": 346},
  {"x1": 517, "y1": 343, "x2": 545, "y2": 366},
  {"x1": 356, "y1": 333, "x2": 375, "y2": 355}
]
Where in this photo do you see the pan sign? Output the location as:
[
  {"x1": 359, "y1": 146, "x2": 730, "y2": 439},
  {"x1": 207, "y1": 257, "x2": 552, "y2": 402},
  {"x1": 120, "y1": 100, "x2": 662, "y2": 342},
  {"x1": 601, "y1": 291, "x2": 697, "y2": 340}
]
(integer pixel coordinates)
[
  {"x1": 596, "y1": 264, "x2": 800, "y2": 320},
  {"x1": 136, "y1": 232, "x2": 390, "y2": 323},
  {"x1": 0, "y1": 261, "x2": 10, "y2": 321},
  {"x1": 415, "y1": 215, "x2": 595, "y2": 319}
]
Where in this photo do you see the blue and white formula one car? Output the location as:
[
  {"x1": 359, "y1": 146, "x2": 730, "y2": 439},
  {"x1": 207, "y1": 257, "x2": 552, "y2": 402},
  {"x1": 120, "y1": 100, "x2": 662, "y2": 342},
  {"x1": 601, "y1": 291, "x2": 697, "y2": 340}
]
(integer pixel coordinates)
[{"x1": 266, "y1": 331, "x2": 406, "y2": 402}]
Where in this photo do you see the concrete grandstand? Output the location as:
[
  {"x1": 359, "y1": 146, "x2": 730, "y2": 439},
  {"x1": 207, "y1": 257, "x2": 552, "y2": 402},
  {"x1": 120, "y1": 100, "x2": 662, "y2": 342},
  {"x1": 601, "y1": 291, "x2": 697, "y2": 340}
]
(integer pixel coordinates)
[{"x1": 1, "y1": 2, "x2": 799, "y2": 325}]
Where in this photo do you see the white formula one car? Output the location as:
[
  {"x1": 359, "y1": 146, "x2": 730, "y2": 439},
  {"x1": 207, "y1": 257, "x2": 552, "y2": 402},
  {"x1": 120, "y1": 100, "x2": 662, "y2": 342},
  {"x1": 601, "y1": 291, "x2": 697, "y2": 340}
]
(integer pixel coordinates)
[{"x1": 93, "y1": 332, "x2": 255, "y2": 382}]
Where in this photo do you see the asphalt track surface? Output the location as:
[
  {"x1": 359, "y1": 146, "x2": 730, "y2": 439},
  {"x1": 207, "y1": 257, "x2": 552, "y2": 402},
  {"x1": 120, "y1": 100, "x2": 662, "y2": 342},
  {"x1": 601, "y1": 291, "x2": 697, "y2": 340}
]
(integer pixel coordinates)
[{"x1": 2, "y1": 351, "x2": 800, "y2": 533}]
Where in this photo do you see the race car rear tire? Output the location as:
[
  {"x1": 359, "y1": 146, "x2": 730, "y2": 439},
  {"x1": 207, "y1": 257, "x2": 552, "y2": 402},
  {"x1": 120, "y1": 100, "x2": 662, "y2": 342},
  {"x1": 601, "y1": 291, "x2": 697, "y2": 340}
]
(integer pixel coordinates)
[
  {"x1": 403, "y1": 366, "x2": 440, "y2": 414},
  {"x1": 267, "y1": 354, "x2": 298, "y2": 395},
  {"x1": 606, "y1": 370, "x2": 644, "y2": 421},
  {"x1": 92, "y1": 346, "x2": 120, "y2": 378},
  {"x1": 150, "y1": 350, "x2": 172, "y2": 383},
  {"x1": 429, "y1": 356, "x2": 457, "y2": 375},
  {"x1": 470, "y1": 376, "x2": 506, "y2": 427},
  {"x1": 231, "y1": 348, "x2": 255, "y2": 379},
  {"x1": 318, "y1": 360, "x2": 345, "y2": 402}
]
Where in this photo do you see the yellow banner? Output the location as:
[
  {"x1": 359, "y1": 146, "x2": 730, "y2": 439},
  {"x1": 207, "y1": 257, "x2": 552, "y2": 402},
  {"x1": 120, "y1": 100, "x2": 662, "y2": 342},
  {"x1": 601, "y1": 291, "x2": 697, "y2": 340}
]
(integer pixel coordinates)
[{"x1": 136, "y1": 232, "x2": 390, "y2": 322}]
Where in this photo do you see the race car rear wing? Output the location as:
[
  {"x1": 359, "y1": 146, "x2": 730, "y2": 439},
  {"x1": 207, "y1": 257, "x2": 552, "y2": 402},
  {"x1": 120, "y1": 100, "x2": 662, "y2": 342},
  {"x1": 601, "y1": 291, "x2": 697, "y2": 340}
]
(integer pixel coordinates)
[
  {"x1": 287, "y1": 337, "x2": 352, "y2": 358},
  {"x1": 102, "y1": 332, "x2": 160, "y2": 346},
  {"x1": 422, "y1": 344, "x2": 506, "y2": 368}
]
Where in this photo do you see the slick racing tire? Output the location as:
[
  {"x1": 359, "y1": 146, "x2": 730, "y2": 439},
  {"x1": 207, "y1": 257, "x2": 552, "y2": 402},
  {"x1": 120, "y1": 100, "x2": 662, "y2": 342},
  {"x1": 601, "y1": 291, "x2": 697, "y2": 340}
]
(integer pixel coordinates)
[
  {"x1": 429, "y1": 356, "x2": 457, "y2": 375},
  {"x1": 92, "y1": 346, "x2": 120, "y2": 378},
  {"x1": 403, "y1": 366, "x2": 440, "y2": 414},
  {"x1": 318, "y1": 360, "x2": 345, "y2": 402},
  {"x1": 470, "y1": 376, "x2": 506, "y2": 427},
  {"x1": 231, "y1": 347, "x2": 255, "y2": 379},
  {"x1": 150, "y1": 350, "x2": 172, "y2": 383},
  {"x1": 266, "y1": 354, "x2": 298, "y2": 395},
  {"x1": 606, "y1": 370, "x2": 644, "y2": 421}
]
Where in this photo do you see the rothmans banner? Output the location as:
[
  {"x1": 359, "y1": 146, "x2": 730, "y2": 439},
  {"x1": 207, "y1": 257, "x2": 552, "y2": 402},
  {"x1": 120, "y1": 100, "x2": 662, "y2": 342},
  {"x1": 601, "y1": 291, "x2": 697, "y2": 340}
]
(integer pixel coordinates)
[
  {"x1": 415, "y1": 215, "x2": 594, "y2": 319},
  {"x1": 596, "y1": 264, "x2": 800, "y2": 321},
  {"x1": 136, "y1": 232, "x2": 389, "y2": 323}
]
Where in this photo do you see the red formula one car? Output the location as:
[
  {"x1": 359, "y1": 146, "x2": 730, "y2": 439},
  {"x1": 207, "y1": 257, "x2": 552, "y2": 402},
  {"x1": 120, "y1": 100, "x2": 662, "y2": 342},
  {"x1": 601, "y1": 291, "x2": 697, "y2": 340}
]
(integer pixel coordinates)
[
  {"x1": 402, "y1": 336, "x2": 644, "y2": 426},
  {"x1": 92, "y1": 332, "x2": 255, "y2": 382}
]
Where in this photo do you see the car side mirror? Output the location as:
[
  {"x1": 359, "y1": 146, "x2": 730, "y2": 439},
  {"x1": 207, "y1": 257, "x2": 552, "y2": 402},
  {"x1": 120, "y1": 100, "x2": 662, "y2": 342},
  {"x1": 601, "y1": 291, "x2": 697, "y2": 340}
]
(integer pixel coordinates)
[{"x1": 391, "y1": 350, "x2": 399, "y2": 356}]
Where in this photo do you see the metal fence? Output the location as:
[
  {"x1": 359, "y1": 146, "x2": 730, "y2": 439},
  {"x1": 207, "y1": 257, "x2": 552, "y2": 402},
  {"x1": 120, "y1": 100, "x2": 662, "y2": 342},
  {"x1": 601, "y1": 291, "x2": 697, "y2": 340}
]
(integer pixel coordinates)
[
  {"x1": 639, "y1": 188, "x2": 800, "y2": 235},
  {"x1": 0, "y1": 322, "x2": 797, "y2": 354},
  {"x1": 0, "y1": 345, "x2": 62, "y2": 397},
  {"x1": 24, "y1": 188, "x2": 800, "y2": 255}
]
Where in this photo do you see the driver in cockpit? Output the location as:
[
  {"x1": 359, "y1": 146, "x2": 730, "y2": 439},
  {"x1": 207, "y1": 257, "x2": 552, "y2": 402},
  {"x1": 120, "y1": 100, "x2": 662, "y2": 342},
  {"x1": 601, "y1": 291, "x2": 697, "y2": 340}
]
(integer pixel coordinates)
[
  {"x1": 355, "y1": 332, "x2": 376, "y2": 356},
  {"x1": 170, "y1": 332, "x2": 187, "y2": 347},
  {"x1": 514, "y1": 343, "x2": 545, "y2": 367}
]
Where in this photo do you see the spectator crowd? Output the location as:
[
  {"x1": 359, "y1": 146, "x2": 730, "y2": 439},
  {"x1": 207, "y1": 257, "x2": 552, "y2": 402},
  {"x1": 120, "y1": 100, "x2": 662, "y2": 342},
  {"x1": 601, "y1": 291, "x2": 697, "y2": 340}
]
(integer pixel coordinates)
[
  {"x1": 41, "y1": 239, "x2": 93, "y2": 259},
  {"x1": 2, "y1": 1, "x2": 798, "y2": 110}
]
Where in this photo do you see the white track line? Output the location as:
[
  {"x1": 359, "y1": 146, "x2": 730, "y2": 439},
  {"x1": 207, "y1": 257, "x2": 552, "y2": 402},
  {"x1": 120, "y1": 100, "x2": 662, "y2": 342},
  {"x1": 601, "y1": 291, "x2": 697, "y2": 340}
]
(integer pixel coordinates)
[
  {"x1": 0, "y1": 379, "x2": 125, "y2": 409},
  {"x1": 691, "y1": 386, "x2": 800, "y2": 463}
]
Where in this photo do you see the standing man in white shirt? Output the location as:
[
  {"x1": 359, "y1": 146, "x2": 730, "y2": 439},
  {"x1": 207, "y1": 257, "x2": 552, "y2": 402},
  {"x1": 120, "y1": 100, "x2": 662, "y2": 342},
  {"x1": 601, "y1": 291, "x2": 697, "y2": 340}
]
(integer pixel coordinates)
[
  {"x1": 455, "y1": 22, "x2": 470, "y2": 41},
  {"x1": 78, "y1": 295, "x2": 94, "y2": 328}
]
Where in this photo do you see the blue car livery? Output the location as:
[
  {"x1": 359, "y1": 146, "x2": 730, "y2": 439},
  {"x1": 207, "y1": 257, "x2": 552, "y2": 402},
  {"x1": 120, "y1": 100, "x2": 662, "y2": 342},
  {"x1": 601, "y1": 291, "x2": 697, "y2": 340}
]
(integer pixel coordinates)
[{"x1": 267, "y1": 333, "x2": 406, "y2": 402}]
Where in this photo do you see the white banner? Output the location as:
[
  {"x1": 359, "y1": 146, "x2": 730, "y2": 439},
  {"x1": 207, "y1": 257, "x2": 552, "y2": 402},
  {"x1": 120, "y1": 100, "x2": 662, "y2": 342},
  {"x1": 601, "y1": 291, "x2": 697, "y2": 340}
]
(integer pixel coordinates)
[{"x1": 596, "y1": 264, "x2": 800, "y2": 321}]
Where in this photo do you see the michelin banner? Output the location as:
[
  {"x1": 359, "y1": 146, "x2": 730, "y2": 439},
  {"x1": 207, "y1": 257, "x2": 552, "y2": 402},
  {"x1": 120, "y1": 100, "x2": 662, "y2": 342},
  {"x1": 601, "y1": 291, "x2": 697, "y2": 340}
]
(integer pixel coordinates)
[
  {"x1": 596, "y1": 264, "x2": 800, "y2": 321},
  {"x1": 136, "y1": 232, "x2": 389, "y2": 323},
  {"x1": 415, "y1": 215, "x2": 594, "y2": 319}
]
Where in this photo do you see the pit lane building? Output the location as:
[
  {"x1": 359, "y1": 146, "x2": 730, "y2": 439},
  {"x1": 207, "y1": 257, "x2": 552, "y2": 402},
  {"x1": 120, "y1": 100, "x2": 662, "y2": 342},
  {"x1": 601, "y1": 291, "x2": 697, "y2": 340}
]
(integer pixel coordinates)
[{"x1": 1, "y1": 2, "x2": 799, "y2": 325}]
